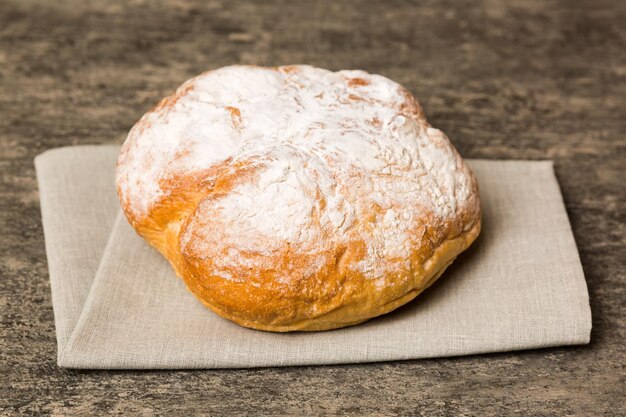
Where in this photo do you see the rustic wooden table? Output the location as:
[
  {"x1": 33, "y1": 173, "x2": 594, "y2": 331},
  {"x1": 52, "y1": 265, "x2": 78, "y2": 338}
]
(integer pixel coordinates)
[{"x1": 2, "y1": 0, "x2": 624, "y2": 415}]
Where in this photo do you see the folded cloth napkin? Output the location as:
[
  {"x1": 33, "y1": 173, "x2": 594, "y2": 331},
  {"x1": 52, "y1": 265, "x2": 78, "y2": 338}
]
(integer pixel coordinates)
[{"x1": 35, "y1": 146, "x2": 591, "y2": 369}]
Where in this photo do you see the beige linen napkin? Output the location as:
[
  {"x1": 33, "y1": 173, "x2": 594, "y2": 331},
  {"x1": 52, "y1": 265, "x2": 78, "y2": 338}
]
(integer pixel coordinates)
[{"x1": 35, "y1": 146, "x2": 591, "y2": 369}]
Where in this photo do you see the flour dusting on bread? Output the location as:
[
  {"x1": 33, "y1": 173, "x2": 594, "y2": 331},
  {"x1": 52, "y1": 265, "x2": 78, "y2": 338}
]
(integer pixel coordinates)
[{"x1": 116, "y1": 65, "x2": 481, "y2": 331}]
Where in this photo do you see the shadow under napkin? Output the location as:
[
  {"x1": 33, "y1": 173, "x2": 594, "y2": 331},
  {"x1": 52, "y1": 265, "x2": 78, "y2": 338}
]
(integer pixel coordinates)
[{"x1": 35, "y1": 146, "x2": 591, "y2": 369}]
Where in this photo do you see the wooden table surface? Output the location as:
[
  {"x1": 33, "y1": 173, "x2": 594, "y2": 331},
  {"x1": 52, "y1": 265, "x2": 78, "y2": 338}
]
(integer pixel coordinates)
[{"x1": 1, "y1": 0, "x2": 624, "y2": 415}]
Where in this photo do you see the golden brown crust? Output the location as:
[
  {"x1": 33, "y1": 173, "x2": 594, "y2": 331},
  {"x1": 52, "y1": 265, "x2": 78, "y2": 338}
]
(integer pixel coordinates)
[
  {"x1": 117, "y1": 65, "x2": 481, "y2": 332},
  {"x1": 191, "y1": 219, "x2": 479, "y2": 331},
  {"x1": 129, "y1": 200, "x2": 480, "y2": 332}
]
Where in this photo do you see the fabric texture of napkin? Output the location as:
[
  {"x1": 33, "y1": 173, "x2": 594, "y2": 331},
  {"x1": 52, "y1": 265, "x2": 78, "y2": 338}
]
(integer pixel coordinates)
[{"x1": 35, "y1": 145, "x2": 592, "y2": 369}]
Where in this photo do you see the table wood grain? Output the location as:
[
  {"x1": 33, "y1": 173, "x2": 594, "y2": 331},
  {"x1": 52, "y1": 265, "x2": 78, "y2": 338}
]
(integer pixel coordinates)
[{"x1": 1, "y1": 0, "x2": 624, "y2": 415}]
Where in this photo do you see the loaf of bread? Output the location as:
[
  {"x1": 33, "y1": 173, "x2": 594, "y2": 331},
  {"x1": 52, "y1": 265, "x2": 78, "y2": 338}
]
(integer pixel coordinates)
[{"x1": 116, "y1": 65, "x2": 481, "y2": 332}]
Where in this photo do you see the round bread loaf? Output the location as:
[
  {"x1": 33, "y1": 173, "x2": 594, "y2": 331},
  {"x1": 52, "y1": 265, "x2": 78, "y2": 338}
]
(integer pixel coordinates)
[{"x1": 116, "y1": 65, "x2": 481, "y2": 332}]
